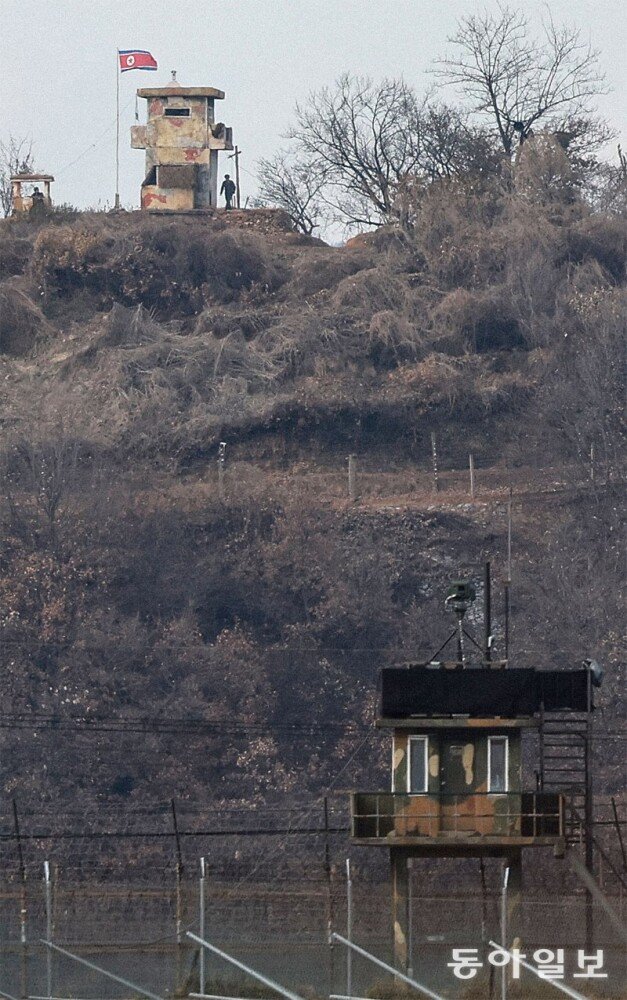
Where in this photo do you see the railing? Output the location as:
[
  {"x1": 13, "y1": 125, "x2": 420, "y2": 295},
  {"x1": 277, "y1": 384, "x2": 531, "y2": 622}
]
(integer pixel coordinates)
[{"x1": 351, "y1": 791, "x2": 565, "y2": 840}]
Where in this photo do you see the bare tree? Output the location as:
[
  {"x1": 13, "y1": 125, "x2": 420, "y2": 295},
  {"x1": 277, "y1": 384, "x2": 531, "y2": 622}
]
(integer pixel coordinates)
[
  {"x1": 3, "y1": 436, "x2": 80, "y2": 548},
  {"x1": 256, "y1": 151, "x2": 328, "y2": 235},
  {"x1": 285, "y1": 75, "x2": 504, "y2": 231},
  {"x1": 437, "y1": 5, "x2": 607, "y2": 157},
  {"x1": 419, "y1": 104, "x2": 502, "y2": 180},
  {"x1": 288, "y1": 74, "x2": 425, "y2": 227},
  {"x1": 584, "y1": 144, "x2": 627, "y2": 215},
  {"x1": 0, "y1": 136, "x2": 34, "y2": 216}
]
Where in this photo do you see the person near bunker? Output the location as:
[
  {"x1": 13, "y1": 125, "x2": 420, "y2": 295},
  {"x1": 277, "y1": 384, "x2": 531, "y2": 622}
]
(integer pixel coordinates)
[
  {"x1": 30, "y1": 186, "x2": 46, "y2": 218},
  {"x1": 220, "y1": 174, "x2": 236, "y2": 210}
]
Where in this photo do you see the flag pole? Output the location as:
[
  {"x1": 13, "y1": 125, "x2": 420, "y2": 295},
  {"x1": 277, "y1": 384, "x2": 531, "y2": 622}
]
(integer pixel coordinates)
[{"x1": 115, "y1": 49, "x2": 120, "y2": 209}]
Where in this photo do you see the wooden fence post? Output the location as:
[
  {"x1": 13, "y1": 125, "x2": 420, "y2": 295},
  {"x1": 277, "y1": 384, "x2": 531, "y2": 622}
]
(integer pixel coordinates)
[
  {"x1": 348, "y1": 454, "x2": 358, "y2": 502},
  {"x1": 218, "y1": 441, "x2": 226, "y2": 501},
  {"x1": 469, "y1": 453, "x2": 475, "y2": 499},
  {"x1": 430, "y1": 433, "x2": 439, "y2": 494}
]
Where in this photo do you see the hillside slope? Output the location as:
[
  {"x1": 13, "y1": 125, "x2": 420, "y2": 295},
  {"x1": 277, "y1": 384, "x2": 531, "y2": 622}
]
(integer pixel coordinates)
[{"x1": 0, "y1": 192, "x2": 624, "y2": 835}]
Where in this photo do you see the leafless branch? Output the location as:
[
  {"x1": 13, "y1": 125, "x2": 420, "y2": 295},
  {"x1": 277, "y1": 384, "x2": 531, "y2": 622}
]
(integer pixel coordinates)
[
  {"x1": 0, "y1": 136, "x2": 35, "y2": 216},
  {"x1": 255, "y1": 151, "x2": 328, "y2": 235},
  {"x1": 436, "y1": 4, "x2": 607, "y2": 156}
]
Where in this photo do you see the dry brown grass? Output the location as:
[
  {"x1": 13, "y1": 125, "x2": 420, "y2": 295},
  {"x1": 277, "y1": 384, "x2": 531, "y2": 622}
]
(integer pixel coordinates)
[
  {"x1": 0, "y1": 234, "x2": 31, "y2": 277},
  {"x1": 31, "y1": 217, "x2": 290, "y2": 315},
  {"x1": 331, "y1": 266, "x2": 409, "y2": 314},
  {"x1": 567, "y1": 215, "x2": 627, "y2": 282},
  {"x1": 0, "y1": 282, "x2": 51, "y2": 356},
  {"x1": 286, "y1": 247, "x2": 375, "y2": 299},
  {"x1": 431, "y1": 286, "x2": 524, "y2": 353}
]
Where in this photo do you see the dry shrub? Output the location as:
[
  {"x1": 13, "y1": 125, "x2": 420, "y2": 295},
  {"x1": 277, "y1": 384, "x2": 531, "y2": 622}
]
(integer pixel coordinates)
[
  {"x1": 102, "y1": 303, "x2": 162, "y2": 347},
  {"x1": 287, "y1": 249, "x2": 374, "y2": 298},
  {"x1": 194, "y1": 308, "x2": 274, "y2": 341},
  {"x1": 197, "y1": 331, "x2": 278, "y2": 385},
  {"x1": 0, "y1": 284, "x2": 50, "y2": 356},
  {"x1": 386, "y1": 353, "x2": 477, "y2": 409},
  {"x1": 497, "y1": 214, "x2": 566, "y2": 344},
  {"x1": 331, "y1": 266, "x2": 409, "y2": 313},
  {"x1": 514, "y1": 132, "x2": 577, "y2": 205},
  {"x1": 32, "y1": 225, "x2": 113, "y2": 298},
  {"x1": 432, "y1": 286, "x2": 524, "y2": 353},
  {"x1": 32, "y1": 220, "x2": 288, "y2": 316},
  {"x1": 414, "y1": 177, "x2": 507, "y2": 288},
  {"x1": 347, "y1": 224, "x2": 413, "y2": 254},
  {"x1": 367, "y1": 310, "x2": 424, "y2": 366},
  {"x1": 254, "y1": 307, "x2": 401, "y2": 380},
  {"x1": 189, "y1": 230, "x2": 288, "y2": 296},
  {"x1": 0, "y1": 236, "x2": 31, "y2": 278},
  {"x1": 567, "y1": 214, "x2": 627, "y2": 282}
]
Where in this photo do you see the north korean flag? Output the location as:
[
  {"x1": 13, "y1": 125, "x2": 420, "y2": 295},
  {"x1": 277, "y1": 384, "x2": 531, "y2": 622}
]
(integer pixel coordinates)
[{"x1": 119, "y1": 50, "x2": 158, "y2": 73}]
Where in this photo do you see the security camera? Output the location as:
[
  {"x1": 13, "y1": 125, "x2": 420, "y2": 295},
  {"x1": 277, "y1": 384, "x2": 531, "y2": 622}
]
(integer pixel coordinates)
[{"x1": 445, "y1": 581, "x2": 476, "y2": 618}]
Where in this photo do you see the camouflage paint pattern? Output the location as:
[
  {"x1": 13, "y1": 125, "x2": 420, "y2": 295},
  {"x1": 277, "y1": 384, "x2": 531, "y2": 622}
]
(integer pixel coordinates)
[
  {"x1": 379, "y1": 728, "x2": 524, "y2": 839},
  {"x1": 132, "y1": 91, "x2": 233, "y2": 210}
]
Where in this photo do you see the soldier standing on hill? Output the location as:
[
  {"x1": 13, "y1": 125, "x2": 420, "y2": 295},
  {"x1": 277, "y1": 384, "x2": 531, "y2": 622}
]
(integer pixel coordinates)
[
  {"x1": 30, "y1": 186, "x2": 45, "y2": 218},
  {"x1": 220, "y1": 174, "x2": 236, "y2": 210}
]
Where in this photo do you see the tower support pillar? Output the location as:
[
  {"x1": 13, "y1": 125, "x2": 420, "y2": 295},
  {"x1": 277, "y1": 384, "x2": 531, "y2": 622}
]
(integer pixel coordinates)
[
  {"x1": 505, "y1": 851, "x2": 523, "y2": 997},
  {"x1": 390, "y1": 848, "x2": 409, "y2": 974}
]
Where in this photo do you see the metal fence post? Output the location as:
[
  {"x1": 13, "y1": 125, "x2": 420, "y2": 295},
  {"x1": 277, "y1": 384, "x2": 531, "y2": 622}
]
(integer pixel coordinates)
[
  {"x1": 469, "y1": 453, "x2": 475, "y2": 498},
  {"x1": 323, "y1": 797, "x2": 336, "y2": 996},
  {"x1": 171, "y1": 800, "x2": 184, "y2": 991},
  {"x1": 407, "y1": 858, "x2": 413, "y2": 978},
  {"x1": 500, "y1": 866, "x2": 509, "y2": 1000},
  {"x1": 199, "y1": 857, "x2": 206, "y2": 994},
  {"x1": 44, "y1": 861, "x2": 52, "y2": 1000},
  {"x1": 12, "y1": 801, "x2": 28, "y2": 1000},
  {"x1": 345, "y1": 859, "x2": 353, "y2": 999},
  {"x1": 507, "y1": 485, "x2": 513, "y2": 582}
]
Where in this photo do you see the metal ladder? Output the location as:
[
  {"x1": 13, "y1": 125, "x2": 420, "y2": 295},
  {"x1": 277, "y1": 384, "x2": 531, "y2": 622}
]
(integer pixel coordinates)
[{"x1": 539, "y1": 710, "x2": 591, "y2": 846}]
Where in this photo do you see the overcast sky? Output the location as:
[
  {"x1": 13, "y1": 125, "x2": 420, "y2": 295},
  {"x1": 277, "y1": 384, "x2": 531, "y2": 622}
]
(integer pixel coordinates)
[{"x1": 1, "y1": 0, "x2": 625, "y2": 211}]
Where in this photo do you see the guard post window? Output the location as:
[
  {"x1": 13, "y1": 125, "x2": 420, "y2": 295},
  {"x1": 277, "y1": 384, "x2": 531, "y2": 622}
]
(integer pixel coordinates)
[
  {"x1": 408, "y1": 736, "x2": 428, "y2": 794},
  {"x1": 488, "y1": 736, "x2": 508, "y2": 792}
]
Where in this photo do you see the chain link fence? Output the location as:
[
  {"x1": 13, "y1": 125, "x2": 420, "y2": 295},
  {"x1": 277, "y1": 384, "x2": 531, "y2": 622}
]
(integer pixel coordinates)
[{"x1": 1, "y1": 835, "x2": 625, "y2": 999}]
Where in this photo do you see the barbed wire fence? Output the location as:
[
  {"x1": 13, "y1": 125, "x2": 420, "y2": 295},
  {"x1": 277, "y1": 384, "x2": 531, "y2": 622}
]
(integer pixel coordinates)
[
  {"x1": 1, "y1": 794, "x2": 626, "y2": 998},
  {"x1": 0, "y1": 442, "x2": 623, "y2": 995},
  {"x1": 190, "y1": 448, "x2": 608, "y2": 508}
]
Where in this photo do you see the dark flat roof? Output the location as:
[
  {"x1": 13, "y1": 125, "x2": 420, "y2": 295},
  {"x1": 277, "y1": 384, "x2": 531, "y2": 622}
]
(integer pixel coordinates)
[{"x1": 380, "y1": 667, "x2": 590, "y2": 719}]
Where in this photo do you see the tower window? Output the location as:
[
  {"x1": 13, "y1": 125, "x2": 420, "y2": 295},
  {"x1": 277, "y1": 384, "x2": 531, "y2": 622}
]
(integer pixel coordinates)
[
  {"x1": 164, "y1": 108, "x2": 191, "y2": 117},
  {"x1": 488, "y1": 736, "x2": 508, "y2": 792},
  {"x1": 407, "y1": 736, "x2": 428, "y2": 794}
]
